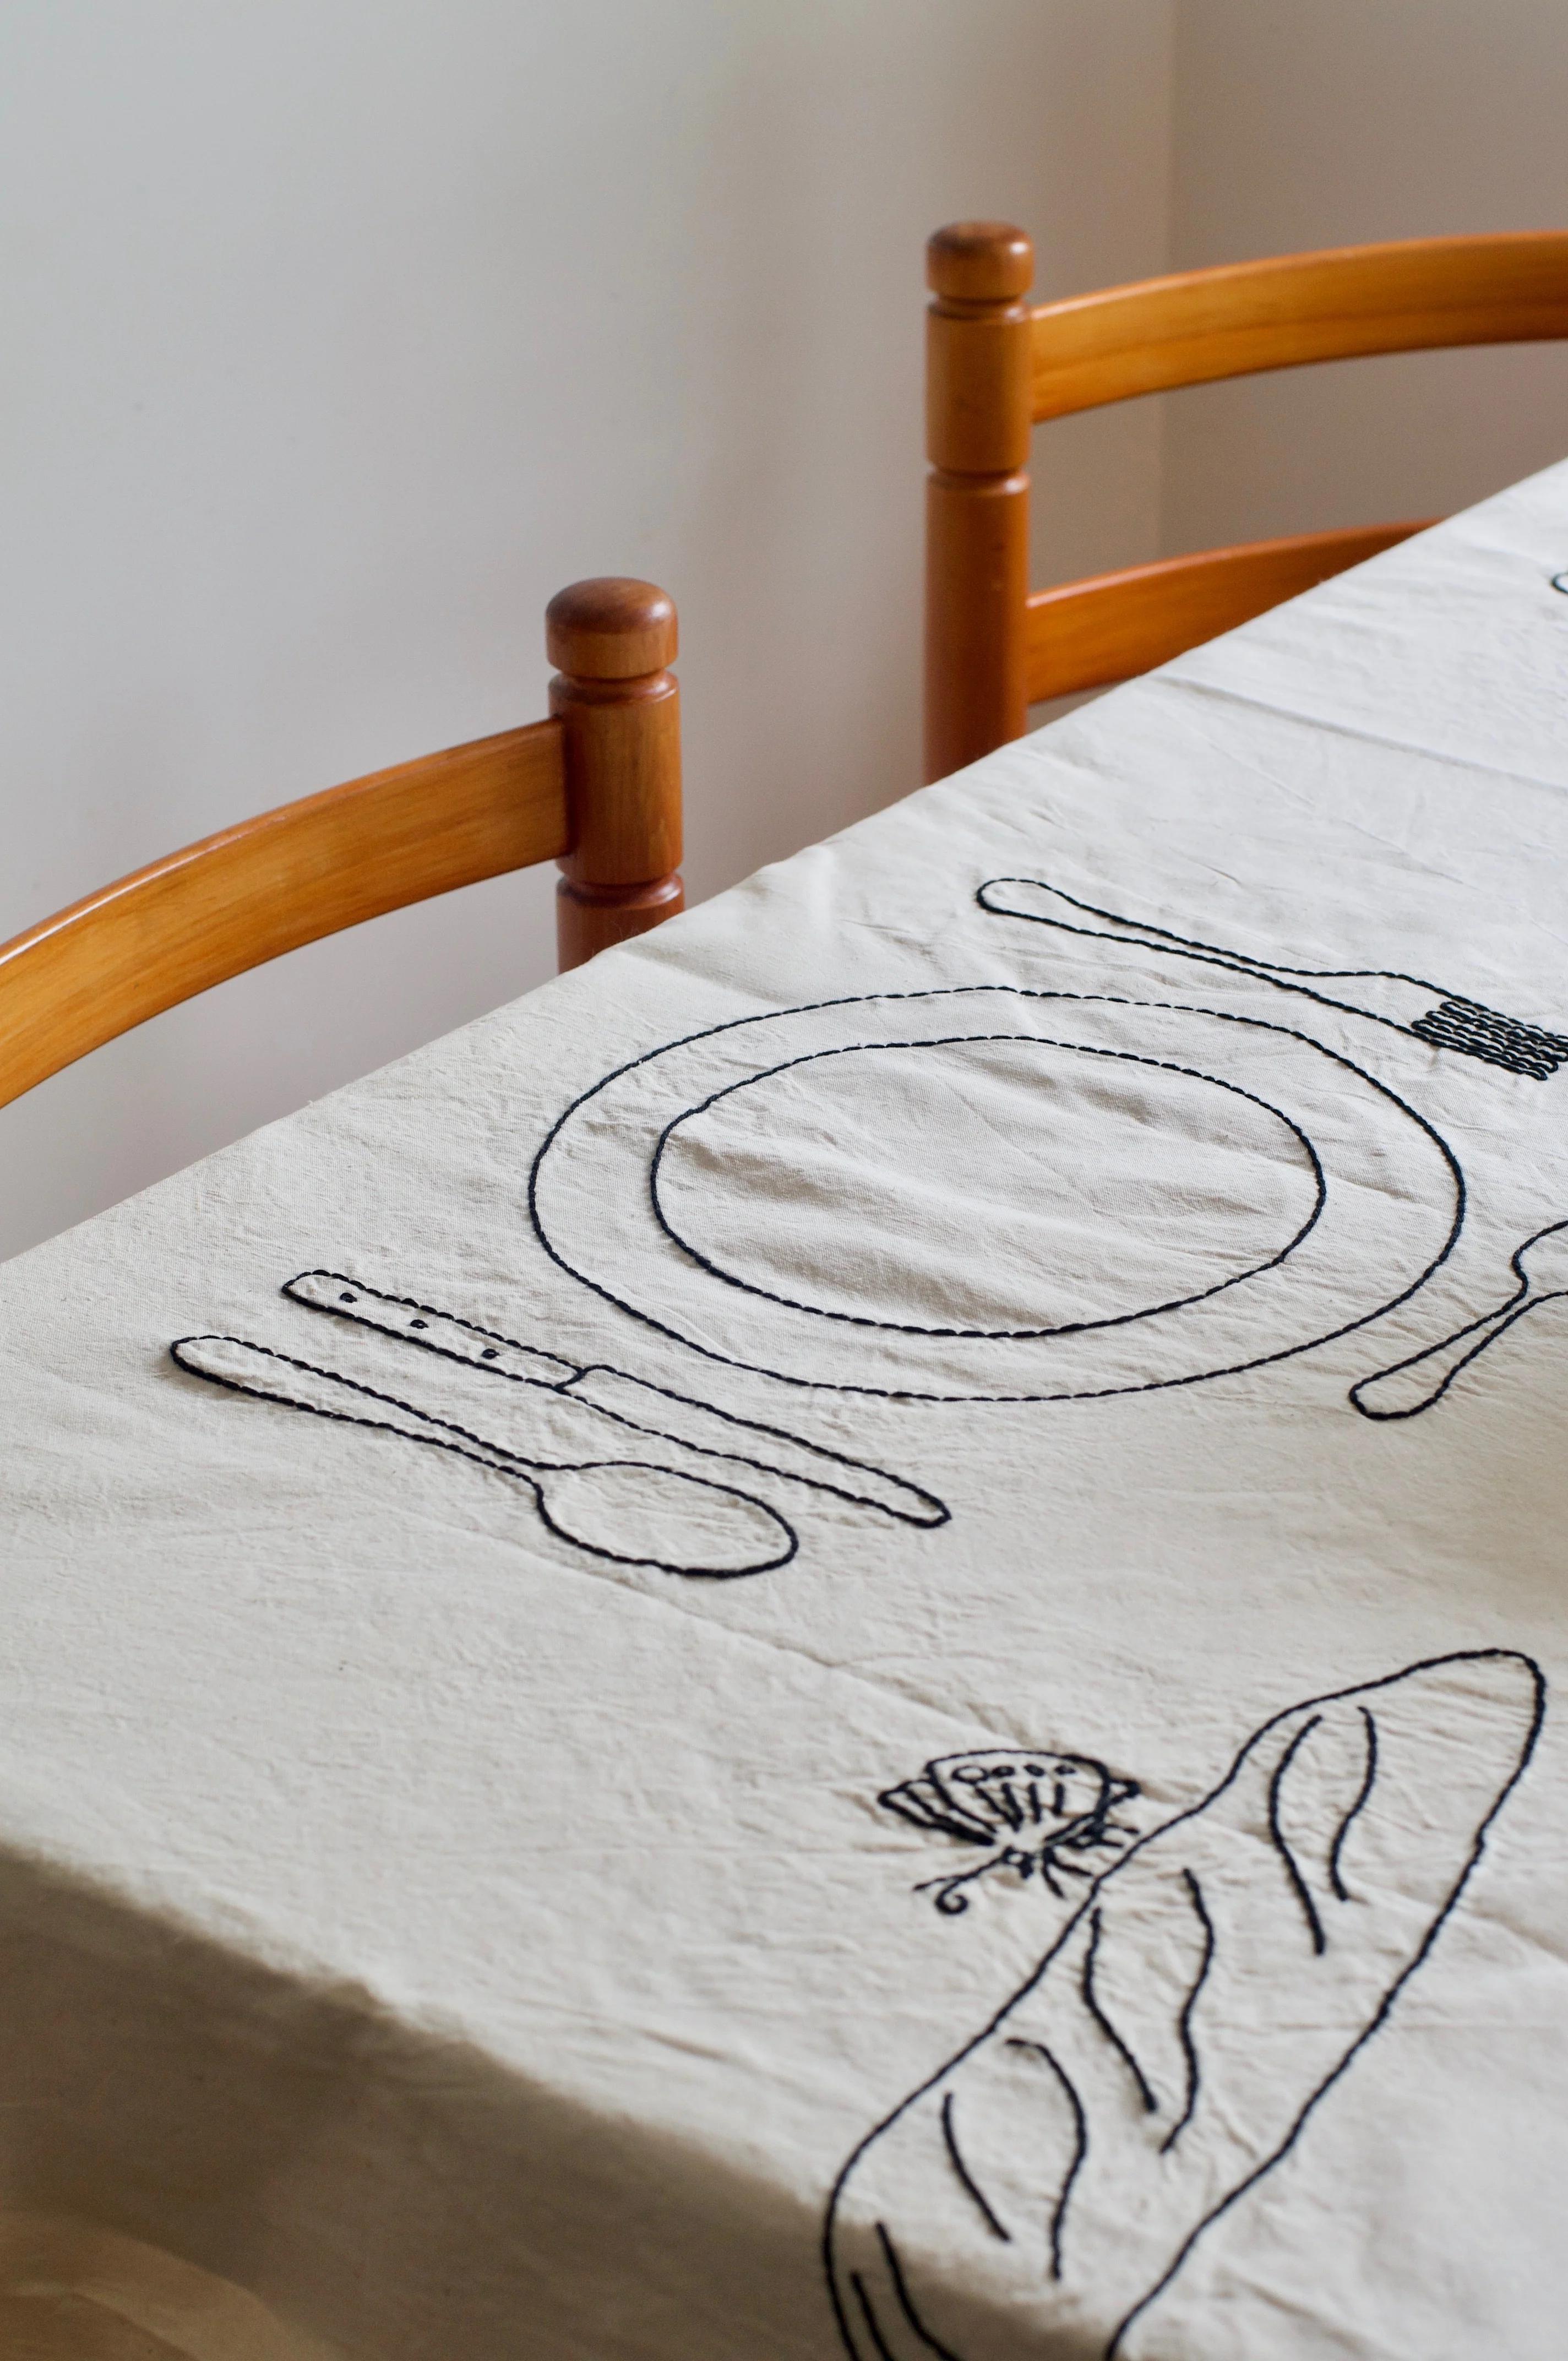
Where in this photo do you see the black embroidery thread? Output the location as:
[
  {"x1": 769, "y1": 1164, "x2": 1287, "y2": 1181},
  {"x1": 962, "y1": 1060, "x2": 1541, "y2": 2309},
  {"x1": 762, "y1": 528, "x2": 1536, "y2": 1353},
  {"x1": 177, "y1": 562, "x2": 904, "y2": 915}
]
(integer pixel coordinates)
[
  {"x1": 529, "y1": 984, "x2": 1467, "y2": 1405},
  {"x1": 1158, "y1": 1870, "x2": 1215, "y2": 2157},
  {"x1": 646, "y1": 1033, "x2": 1328, "y2": 1339},
  {"x1": 850, "y1": 2273, "x2": 900, "y2": 2361},
  {"x1": 824, "y1": 1650, "x2": 1545, "y2": 2361},
  {"x1": 282, "y1": 1270, "x2": 947, "y2": 1528},
  {"x1": 171, "y1": 1270, "x2": 948, "y2": 1581},
  {"x1": 977, "y1": 875, "x2": 1568, "y2": 1081},
  {"x1": 873, "y1": 2225, "x2": 964, "y2": 2361},
  {"x1": 169, "y1": 1332, "x2": 798, "y2": 1579},
  {"x1": 1081, "y1": 1909, "x2": 1158, "y2": 2114},
  {"x1": 939, "y1": 2095, "x2": 1009, "y2": 2243},
  {"x1": 1003, "y1": 2038, "x2": 1089, "y2": 2280},
  {"x1": 879, "y1": 1748, "x2": 1140, "y2": 1914},
  {"x1": 1350, "y1": 1217, "x2": 1568, "y2": 1420},
  {"x1": 1105, "y1": 1656, "x2": 1544, "y2": 2359},
  {"x1": 1328, "y1": 1711, "x2": 1378, "y2": 1904},
  {"x1": 1267, "y1": 1713, "x2": 1328, "y2": 1955}
]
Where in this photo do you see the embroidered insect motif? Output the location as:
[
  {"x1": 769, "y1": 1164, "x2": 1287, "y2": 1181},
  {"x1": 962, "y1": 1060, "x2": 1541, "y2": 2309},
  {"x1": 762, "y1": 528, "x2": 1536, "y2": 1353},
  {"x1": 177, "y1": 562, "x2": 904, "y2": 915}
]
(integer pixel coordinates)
[{"x1": 879, "y1": 1748, "x2": 1141, "y2": 1913}]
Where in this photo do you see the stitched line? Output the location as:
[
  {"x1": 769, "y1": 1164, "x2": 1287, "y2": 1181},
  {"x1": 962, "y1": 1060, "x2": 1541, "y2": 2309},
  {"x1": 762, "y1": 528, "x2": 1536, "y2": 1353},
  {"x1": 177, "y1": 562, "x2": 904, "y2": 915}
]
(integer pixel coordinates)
[
  {"x1": 1003, "y1": 2039, "x2": 1088, "y2": 2281},
  {"x1": 1081, "y1": 1907, "x2": 1158, "y2": 2114},
  {"x1": 977, "y1": 875, "x2": 1568, "y2": 1080},
  {"x1": 1349, "y1": 1218, "x2": 1568, "y2": 1422},
  {"x1": 1268, "y1": 1714, "x2": 1327, "y2": 1955},
  {"x1": 939, "y1": 2093, "x2": 1009, "y2": 2242},
  {"x1": 884, "y1": 1751, "x2": 1140, "y2": 1913},
  {"x1": 1106, "y1": 1655, "x2": 1547, "y2": 2358},
  {"x1": 1159, "y1": 1869, "x2": 1216, "y2": 2156},
  {"x1": 285, "y1": 1270, "x2": 948, "y2": 1528},
  {"x1": 826, "y1": 1652, "x2": 1545, "y2": 2361},
  {"x1": 646, "y1": 1033, "x2": 1326, "y2": 1339},
  {"x1": 850, "y1": 2276, "x2": 900, "y2": 2361},
  {"x1": 528, "y1": 983, "x2": 1467, "y2": 1403},
  {"x1": 167, "y1": 1335, "x2": 798, "y2": 1580},
  {"x1": 874, "y1": 2223, "x2": 965, "y2": 2361},
  {"x1": 1329, "y1": 1711, "x2": 1379, "y2": 1904}
]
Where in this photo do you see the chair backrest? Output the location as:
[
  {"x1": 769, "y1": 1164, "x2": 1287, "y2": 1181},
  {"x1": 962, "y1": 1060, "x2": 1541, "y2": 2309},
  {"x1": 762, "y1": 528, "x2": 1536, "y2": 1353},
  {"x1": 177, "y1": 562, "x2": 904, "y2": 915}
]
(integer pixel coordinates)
[
  {"x1": 0, "y1": 577, "x2": 683, "y2": 1110},
  {"x1": 924, "y1": 224, "x2": 1568, "y2": 781}
]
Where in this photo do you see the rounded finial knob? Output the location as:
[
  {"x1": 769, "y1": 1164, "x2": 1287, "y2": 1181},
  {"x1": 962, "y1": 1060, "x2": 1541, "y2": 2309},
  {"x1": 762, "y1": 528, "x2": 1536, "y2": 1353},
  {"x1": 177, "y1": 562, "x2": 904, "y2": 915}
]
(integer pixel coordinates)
[
  {"x1": 546, "y1": 578, "x2": 677, "y2": 680},
  {"x1": 927, "y1": 222, "x2": 1034, "y2": 303}
]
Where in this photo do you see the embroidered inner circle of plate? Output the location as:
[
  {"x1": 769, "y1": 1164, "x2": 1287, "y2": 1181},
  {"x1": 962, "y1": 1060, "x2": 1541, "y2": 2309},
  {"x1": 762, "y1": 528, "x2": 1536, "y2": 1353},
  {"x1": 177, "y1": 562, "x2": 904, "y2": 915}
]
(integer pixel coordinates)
[
  {"x1": 529, "y1": 988, "x2": 1462, "y2": 1399},
  {"x1": 651, "y1": 1036, "x2": 1323, "y2": 1336}
]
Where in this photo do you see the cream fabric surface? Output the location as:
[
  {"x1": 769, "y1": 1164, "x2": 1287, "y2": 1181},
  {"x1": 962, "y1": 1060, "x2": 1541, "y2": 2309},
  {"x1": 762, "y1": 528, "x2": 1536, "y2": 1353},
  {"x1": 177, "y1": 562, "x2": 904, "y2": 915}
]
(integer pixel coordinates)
[{"x1": 4, "y1": 463, "x2": 1568, "y2": 2361}]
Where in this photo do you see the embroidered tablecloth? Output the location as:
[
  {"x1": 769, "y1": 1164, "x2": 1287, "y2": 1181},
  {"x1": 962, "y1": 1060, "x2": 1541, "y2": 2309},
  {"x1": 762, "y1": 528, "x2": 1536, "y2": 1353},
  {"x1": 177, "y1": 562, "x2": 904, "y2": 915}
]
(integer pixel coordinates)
[{"x1": 4, "y1": 463, "x2": 1568, "y2": 2361}]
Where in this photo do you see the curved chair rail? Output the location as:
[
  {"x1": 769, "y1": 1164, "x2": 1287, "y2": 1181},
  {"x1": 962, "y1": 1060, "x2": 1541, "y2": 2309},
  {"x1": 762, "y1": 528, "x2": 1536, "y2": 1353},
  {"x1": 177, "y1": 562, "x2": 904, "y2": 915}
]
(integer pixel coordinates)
[
  {"x1": 925, "y1": 221, "x2": 1568, "y2": 777},
  {"x1": 0, "y1": 722, "x2": 568, "y2": 1111},
  {"x1": 1030, "y1": 231, "x2": 1568, "y2": 420},
  {"x1": 1024, "y1": 519, "x2": 1436, "y2": 703}
]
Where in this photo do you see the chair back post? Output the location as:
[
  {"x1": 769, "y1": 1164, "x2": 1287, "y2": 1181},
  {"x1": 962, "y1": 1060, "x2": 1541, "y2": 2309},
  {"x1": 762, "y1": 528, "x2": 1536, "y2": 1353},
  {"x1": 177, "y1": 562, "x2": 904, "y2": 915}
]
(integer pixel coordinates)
[
  {"x1": 546, "y1": 578, "x2": 685, "y2": 970},
  {"x1": 924, "y1": 222, "x2": 1035, "y2": 783}
]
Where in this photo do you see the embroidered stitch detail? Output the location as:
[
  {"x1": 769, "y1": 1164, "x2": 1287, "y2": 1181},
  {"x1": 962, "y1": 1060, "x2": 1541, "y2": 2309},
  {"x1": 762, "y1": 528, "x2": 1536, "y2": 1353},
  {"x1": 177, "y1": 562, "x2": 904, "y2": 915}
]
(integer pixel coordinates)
[
  {"x1": 646, "y1": 1034, "x2": 1327, "y2": 1339},
  {"x1": 170, "y1": 1331, "x2": 798, "y2": 1578},
  {"x1": 939, "y1": 2095, "x2": 1009, "y2": 2244},
  {"x1": 1327, "y1": 1711, "x2": 1378, "y2": 1903},
  {"x1": 825, "y1": 1650, "x2": 1545, "y2": 2361},
  {"x1": 529, "y1": 984, "x2": 1467, "y2": 1405},
  {"x1": 1351, "y1": 1217, "x2": 1568, "y2": 1419},
  {"x1": 284, "y1": 1271, "x2": 948, "y2": 1528},
  {"x1": 881, "y1": 1748, "x2": 1140, "y2": 1913},
  {"x1": 977, "y1": 875, "x2": 1568, "y2": 1081},
  {"x1": 1267, "y1": 1713, "x2": 1328, "y2": 1955},
  {"x1": 868, "y1": 2224, "x2": 963, "y2": 2361},
  {"x1": 171, "y1": 1272, "x2": 948, "y2": 1580},
  {"x1": 1081, "y1": 1907, "x2": 1158, "y2": 2113},
  {"x1": 1002, "y1": 2038, "x2": 1089, "y2": 2279},
  {"x1": 1158, "y1": 1870, "x2": 1215, "y2": 2157}
]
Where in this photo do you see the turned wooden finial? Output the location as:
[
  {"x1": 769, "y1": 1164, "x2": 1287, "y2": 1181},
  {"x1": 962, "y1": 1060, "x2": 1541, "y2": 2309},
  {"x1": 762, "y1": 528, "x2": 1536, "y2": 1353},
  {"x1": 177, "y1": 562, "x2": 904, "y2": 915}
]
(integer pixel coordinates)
[
  {"x1": 924, "y1": 221, "x2": 1036, "y2": 784},
  {"x1": 927, "y1": 221, "x2": 1035, "y2": 306},
  {"x1": 547, "y1": 578, "x2": 684, "y2": 970}
]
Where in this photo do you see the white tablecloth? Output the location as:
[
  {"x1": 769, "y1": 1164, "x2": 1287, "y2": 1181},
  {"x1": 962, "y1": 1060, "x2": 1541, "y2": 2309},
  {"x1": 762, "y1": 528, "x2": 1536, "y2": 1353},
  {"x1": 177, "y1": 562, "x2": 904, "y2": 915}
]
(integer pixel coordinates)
[{"x1": 4, "y1": 462, "x2": 1568, "y2": 2361}]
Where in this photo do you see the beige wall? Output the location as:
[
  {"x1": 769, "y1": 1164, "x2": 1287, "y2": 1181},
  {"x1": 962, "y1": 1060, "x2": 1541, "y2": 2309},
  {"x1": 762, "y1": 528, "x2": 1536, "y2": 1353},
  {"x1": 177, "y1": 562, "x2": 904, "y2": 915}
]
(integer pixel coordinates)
[
  {"x1": 1163, "y1": 0, "x2": 1568, "y2": 554},
  {"x1": 0, "y1": 0, "x2": 1173, "y2": 1263}
]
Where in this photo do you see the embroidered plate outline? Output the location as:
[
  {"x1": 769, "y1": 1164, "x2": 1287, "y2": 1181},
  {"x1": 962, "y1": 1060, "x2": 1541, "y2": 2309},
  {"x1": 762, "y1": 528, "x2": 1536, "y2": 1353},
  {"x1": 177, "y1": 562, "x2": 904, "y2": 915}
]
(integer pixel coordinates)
[
  {"x1": 981, "y1": 877, "x2": 1568, "y2": 1414},
  {"x1": 528, "y1": 985, "x2": 1465, "y2": 1403}
]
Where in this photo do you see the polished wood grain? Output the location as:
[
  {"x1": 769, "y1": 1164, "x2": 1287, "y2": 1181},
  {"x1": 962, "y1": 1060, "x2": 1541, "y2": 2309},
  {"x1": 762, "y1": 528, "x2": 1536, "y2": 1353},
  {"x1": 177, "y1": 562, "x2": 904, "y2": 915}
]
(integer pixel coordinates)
[
  {"x1": 1025, "y1": 519, "x2": 1434, "y2": 701},
  {"x1": 924, "y1": 222, "x2": 1036, "y2": 781},
  {"x1": 1030, "y1": 232, "x2": 1568, "y2": 420},
  {"x1": 0, "y1": 723, "x2": 567, "y2": 1111},
  {"x1": 0, "y1": 576, "x2": 685, "y2": 1107},
  {"x1": 925, "y1": 224, "x2": 1568, "y2": 775},
  {"x1": 549, "y1": 577, "x2": 684, "y2": 969}
]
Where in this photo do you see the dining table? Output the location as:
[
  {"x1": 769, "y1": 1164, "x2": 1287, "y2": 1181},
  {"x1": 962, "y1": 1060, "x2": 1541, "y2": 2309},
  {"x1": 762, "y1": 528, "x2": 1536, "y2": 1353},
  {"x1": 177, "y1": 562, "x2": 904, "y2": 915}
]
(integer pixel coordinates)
[{"x1": 4, "y1": 456, "x2": 1568, "y2": 2361}]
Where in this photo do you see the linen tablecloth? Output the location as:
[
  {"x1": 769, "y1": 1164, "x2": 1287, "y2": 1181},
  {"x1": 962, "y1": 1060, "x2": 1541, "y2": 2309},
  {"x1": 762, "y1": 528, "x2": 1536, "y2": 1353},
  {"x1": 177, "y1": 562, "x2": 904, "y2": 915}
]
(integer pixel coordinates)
[{"x1": 4, "y1": 461, "x2": 1568, "y2": 2361}]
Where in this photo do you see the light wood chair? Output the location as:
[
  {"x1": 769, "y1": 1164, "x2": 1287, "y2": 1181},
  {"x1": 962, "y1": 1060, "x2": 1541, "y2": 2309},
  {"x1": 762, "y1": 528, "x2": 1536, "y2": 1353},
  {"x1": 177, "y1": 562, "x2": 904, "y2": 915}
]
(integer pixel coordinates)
[
  {"x1": 0, "y1": 576, "x2": 683, "y2": 1109},
  {"x1": 924, "y1": 224, "x2": 1568, "y2": 781}
]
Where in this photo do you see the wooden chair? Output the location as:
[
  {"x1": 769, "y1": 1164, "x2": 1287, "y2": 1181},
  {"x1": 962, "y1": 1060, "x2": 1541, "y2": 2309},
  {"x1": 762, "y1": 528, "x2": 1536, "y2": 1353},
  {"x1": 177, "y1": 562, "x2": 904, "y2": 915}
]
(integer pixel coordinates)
[
  {"x1": 924, "y1": 224, "x2": 1568, "y2": 781},
  {"x1": 0, "y1": 577, "x2": 683, "y2": 1109}
]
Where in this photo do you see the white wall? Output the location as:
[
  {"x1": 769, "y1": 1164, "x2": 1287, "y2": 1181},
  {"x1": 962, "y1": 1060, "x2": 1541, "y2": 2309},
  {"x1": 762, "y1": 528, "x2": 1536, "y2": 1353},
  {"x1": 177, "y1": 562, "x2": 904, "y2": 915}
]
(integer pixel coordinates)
[
  {"x1": 10, "y1": 1, "x2": 1567, "y2": 1269},
  {"x1": 1163, "y1": 1, "x2": 1568, "y2": 554},
  {"x1": 0, "y1": 0, "x2": 1174, "y2": 1262}
]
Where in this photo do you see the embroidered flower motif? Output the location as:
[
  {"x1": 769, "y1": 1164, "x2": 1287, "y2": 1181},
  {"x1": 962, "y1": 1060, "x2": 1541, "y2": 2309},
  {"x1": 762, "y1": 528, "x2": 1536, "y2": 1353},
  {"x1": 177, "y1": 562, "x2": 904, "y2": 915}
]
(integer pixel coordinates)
[{"x1": 880, "y1": 1748, "x2": 1140, "y2": 1913}]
